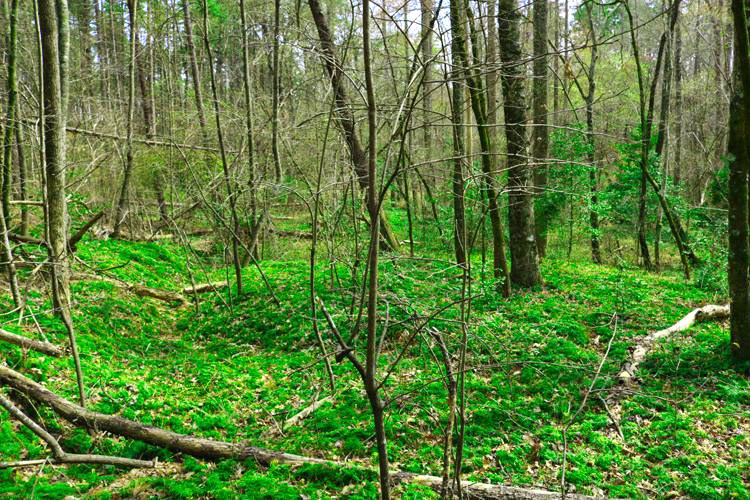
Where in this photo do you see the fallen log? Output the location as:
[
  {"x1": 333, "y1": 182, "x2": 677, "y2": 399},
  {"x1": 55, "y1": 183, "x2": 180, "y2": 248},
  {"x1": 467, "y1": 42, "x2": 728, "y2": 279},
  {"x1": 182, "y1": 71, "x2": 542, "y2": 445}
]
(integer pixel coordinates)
[
  {"x1": 0, "y1": 365, "x2": 598, "y2": 499},
  {"x1": 0, "y1": 329, "x2": 63, "y2": 357},
  {"x1": 72, "y1": 273, "x2": 187, "y2": 305},
  {"x1": 182, "y1": 281, "x2": 228, "y2": 295},
  {"x1": 618, "y1": 304, "x2": 729, "y2": 384}
]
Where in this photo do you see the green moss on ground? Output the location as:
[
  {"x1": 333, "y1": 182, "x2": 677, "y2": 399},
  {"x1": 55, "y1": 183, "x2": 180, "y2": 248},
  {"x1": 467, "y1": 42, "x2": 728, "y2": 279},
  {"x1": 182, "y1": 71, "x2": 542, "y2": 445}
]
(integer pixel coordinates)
[{"x1": 1, "y1": 237, "x2": 748, "y2": 498}]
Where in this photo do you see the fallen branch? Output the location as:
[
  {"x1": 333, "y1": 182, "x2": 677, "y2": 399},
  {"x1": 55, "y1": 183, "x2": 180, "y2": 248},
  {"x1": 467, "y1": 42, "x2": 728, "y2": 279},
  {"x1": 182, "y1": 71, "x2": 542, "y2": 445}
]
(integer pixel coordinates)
[
  {"x1": 182, "y1": 281, "x2": 228, "y2": 295},
  {"x1": 68, "y1": 211, "x2": 105, "y2": 252},
  {"x1": 0, "y1": 365, "x2": 598, "y2": 499},
  {"x1": 284, "y1": 396, "x2": 333, "y2": 428},
  {"x1": 72, "y1": 273, "x2": 187, "y2": 305},
  {"x1": 8, "y1": 233, "x2": 47, "y2": 247},
  {"x1": 269, "y1": 228, "x2": 313, "y2": 239},
  {"x1": 618, "y1": 304, "x2": 729, "y2": 384},
  {"x1": 0, "y1": 392, "x2": 153, "y2": 469},
  {"x1": 10, "y1": 200, "x2": 44, "y2": 207},
  {"x1": 0, "y1": 329, "x2": 63, "y2": 357}
]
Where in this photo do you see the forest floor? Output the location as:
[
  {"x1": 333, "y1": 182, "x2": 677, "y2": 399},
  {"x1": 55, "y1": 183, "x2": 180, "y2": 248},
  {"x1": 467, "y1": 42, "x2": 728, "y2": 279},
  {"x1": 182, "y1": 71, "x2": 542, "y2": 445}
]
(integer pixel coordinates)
[{"x1": 1, "y1": 234, "x2": 749, "y2": 499}]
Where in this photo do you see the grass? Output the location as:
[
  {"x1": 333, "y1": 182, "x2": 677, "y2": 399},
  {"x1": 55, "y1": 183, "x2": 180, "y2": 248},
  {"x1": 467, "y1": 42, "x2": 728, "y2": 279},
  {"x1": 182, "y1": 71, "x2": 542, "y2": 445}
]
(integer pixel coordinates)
[{"x1": 1, "y1": 232, "x2": 749, "y2": 499}]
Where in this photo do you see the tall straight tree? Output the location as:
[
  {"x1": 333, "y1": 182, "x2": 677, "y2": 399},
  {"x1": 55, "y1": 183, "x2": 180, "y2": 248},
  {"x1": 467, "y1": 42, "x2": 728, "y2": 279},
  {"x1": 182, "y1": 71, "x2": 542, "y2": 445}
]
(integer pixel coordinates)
[
  {"x1": 182, "y1": 0, "x2": 208, "y2": 141},
  {"x1": 239, "y1": 0, "x2": 258, "y2": 236},
  {"x1": 456, "y1": 0, "x2": 511, "y2": 295},
  {"x1": 1, "y1": 0, "x2": 21, "y2": 306},
  {"x1": 38, "y1": 0, "x2": 86, "y2": 407},
  {"x1": 532, "y1": 0, "x2": 549, "y2": 258},
  {"x1": 271, "y1": 0, "x2": 282, "y2": 182},
  {"x1": 420, "y1": 0, "x2": 433, "y2": 167},
  {"x1": 728, "y1": 0, "x2": 750, "y2": 360},
  {"x1": 449, "y1": 0, "x2": 468, "y2": 269},
  {"x1": 112, "y1": 0, "x2": 138, "y2": 238},
  {"x1": 585, "y1": 1, "x2": 601, "y2": 264},
  {"x1": 201, "y1": 0, "x2": 244, "y2": 295},
  {"x1": 498, "y1": 0, "x2": 542, "y2": 287}
]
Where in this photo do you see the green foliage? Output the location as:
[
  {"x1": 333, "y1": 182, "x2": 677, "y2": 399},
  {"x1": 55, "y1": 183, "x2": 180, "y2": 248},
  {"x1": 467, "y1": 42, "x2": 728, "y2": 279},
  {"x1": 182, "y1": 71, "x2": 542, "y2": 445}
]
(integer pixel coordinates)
[{"x1": 1, "y1": 238, "x2": 747, "y2": 498}]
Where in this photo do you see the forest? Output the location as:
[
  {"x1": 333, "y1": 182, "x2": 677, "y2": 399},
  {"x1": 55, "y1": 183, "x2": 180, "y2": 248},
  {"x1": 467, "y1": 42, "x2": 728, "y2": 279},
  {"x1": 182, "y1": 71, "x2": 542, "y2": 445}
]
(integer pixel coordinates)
[{"x1": 0, "y1": 0, "x2": 749, "y2": 497}]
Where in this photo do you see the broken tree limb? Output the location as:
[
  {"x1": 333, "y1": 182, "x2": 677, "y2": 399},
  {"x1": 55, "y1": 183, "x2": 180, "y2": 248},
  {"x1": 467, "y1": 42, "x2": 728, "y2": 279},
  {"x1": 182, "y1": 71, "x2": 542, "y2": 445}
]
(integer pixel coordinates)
[
  {"x1": 0, "y1": 365, "x2": 599, "y2": 499},
  {"x1": 8, "y1": 232, "x2": 47, "y2": 247},
  {"x1": 284, "y1": 395, "x2": 333, "y2": 428},
  {"x1": 0, "y1": 329, "x2": 63, "y2": 357},
  {"x1": 68, "y1": 211, "x2": 105, "y2": 252},
  {"x1": 0, "y1": 393, "x2": 153, "y2": 469},
  {"x1": 618, "y1": 304, "x2": 729, "y2": 384},
  {"x1": 182, "y1": 281, "x2": 228, "y2": 295},
  {"x1": 71, "y1": 273, "x2": 187, "y2": 305}
]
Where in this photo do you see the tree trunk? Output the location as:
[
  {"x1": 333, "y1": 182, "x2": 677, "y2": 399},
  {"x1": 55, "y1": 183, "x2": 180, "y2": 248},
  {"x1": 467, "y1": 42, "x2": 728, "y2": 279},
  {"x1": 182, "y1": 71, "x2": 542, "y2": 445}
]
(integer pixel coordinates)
[
  {"x1": 112, "y1": 0, "x2": 138, "y2": 238},
  {"x1": 532, "y1": 0, "x2": 549, "y2": 258},
  {"x1": 585, "y1": 3, "x2": 602, "y2": 265},
  {"x1": 1, "y1": 0, "x2": 21, "y2": 306},
  {"x1": 181, "y1": 0, "x2": 208, "y2": 140},
  {"x1": 307, "y1": 0, "x2": 400, "y2": 252},
  {"x1": 728, "y1": 0, "x2": 750, "y2": 361},
  {"x1": 673, "y1": 22, "x2": 683, "y2": 184},
  {"x1": 271, "y1": 0, "x2": 282, "y2": 182},
  {"x1": 201, "y1": 0, "x2": 244, "y2": 295},
  {"x1": 420, "y1": 0, "x2": 433, "y2": 171},
  {"x1": 240, "y1": 0, "x2": 258, "y2": 252},
  {"x1": 450, "y1": 9, "x2": 468, "y2": 269},
  {"x1": 498, "y1": 0, "x2": 542, "y2": 287}
]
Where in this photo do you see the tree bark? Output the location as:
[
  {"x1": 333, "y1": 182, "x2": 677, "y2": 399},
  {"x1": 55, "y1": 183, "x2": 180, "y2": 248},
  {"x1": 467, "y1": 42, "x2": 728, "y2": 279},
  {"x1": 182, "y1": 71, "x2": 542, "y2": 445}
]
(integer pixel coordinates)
[
  {"x1": 532, "y1": 0, "x2": 549, "y2": 258},
  {"x1": 181, "y1": 0, "x2": 208, "y2": 140},
  {"x1": 585, "y1": 2, "x2": 602, "y2": 265},
  {"x1": 1, "y1": 0, "x2": 21, "y2": 305},
  {"x1": 307, "y1": 0, "x2": 400, "y2": 252},
  {"x1": 728, "y1": 0, "x2": 750, "y2": 361},
  {"x1": 498, "y1": 0, "x2": 542, "y2": 287},
  {"x1": 112, "y1": 0, "x2": 139, "y2": 238}
]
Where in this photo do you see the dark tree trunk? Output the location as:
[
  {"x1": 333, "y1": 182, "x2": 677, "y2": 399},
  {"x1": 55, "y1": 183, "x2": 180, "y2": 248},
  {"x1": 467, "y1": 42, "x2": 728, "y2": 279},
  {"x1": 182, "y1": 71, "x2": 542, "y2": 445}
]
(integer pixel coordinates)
[
  {"x1": 307, "y1": 0, "x2": 400, "y2": 252},
  {"x1": 532, "y1": 0, "x2": 549, "y2": 258},
  {"x1": 728, "y1": 0, "x2": 750, "y2": 361},
  {"x1": 182, "y1": 0, "x2": 208, "y2": 140},
  {"x1": 498, "y1": 0, "x2": 542, "y2": 287},
  {"x1": 674, "y1": 22, "x2": 683, "y2": 184},
  {"x1": 450, "y1": 7, "x2": 467, "y2": 269},
  {"x1": 585, "y1": 3, "x2": 601, "y2": 264}
]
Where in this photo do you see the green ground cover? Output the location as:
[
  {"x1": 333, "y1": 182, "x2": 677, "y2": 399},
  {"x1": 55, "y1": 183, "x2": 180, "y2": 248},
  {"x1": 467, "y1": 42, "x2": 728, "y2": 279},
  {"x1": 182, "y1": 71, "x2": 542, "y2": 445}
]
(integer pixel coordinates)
[{"x1": 1, "y1": 235, "x2": 748, "y2": 498}]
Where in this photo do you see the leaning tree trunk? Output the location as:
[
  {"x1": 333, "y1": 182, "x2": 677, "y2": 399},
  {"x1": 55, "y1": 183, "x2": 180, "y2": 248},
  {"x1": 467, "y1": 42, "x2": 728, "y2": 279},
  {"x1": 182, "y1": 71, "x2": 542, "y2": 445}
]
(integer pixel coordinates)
[
  {"x1": 498, "y1": 0, "x2": 542, "y2": 287},
  {"x1": 307, "y1": 0, "x2": 400, "y2": 252}
]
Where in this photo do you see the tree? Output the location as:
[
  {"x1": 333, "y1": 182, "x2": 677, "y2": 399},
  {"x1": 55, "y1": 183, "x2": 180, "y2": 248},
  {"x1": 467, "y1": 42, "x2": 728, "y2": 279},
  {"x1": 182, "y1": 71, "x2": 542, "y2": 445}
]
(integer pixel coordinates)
[
  {"x1": 1, "y1": 0, "x2": 20, "y2": 306},
  {"x1": 38, "y1": 0, "x2": 86, "y2": 407},
  {"x1": 307, "y1": 0, "x2": 400, "y2": 252},
  {"x1": 112, "y1": 0, "x2": 138, "y2": 238},
  {"x1": 728, "y1": 0, "x2": 750, "y2": 361},
  {"x1": 532, "y1": 0, "x2": 550, "y2": 258},
  {"x1": 498, "y1": 0, "x2": 542, "y2": 287}
]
